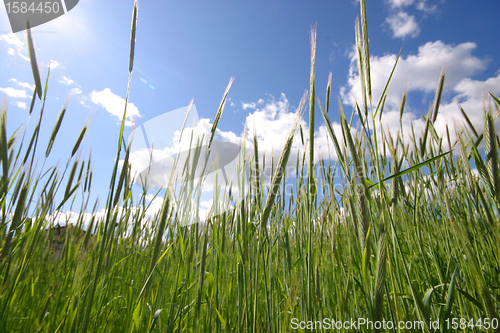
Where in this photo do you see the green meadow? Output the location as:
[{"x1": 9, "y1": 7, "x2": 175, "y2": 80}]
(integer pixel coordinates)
[{"x1": 1, "y1": 1, "x2": 499, "y2": 332}]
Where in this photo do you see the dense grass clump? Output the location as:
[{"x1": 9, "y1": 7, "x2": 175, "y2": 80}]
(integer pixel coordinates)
[{"x1": 1, "y1": 1, "x2": 499, "y2": 332}]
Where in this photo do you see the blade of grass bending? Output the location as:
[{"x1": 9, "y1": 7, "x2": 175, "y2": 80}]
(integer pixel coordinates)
[
  {"x1": 318, "y1": 100, "x2": 345, "y2": 173},
  {"x1": 46, "y1": 97, "x2": 70, "y2": 157},
  {"x1": 1, "y1": 183, "x2": 28, "y2": 259},
  {"x1": 28, "y1": 89, "x2": 36, "y2": 115},
  {"x1": 209, "y1": 77, "x2": 234, "y2": 148},
  {"x1": 355, "y1": 101, "x2": 373, "y2": 148},
  {"x1": 378, "y1": 94, "x2": 386, "y2": 122},
  {"x1": 147, "y1": 309, "x2": 162, "y2": 333},
  {"x1": 71, "y1": 125, "x2": 87, "y2": 157},
  {"x1": 373, "y1": 49, "x2": 401, "y2": 119},
  {"x1": 490, "y1": 92, "x2": 500, "y2": 109},
  {"x1": 431, "y1": 67, "x2": 446, "y2": 123},
  {"x1": 457, "y1": 101, "x2": 478, "y2": 137},
  {"x1": 368, "y1": 150, "x2": 452, "y2": 189},
  {"x1": 64, "y1": 160, "x2": 78, "y2": 199},
  {"x1": 25, "y1": 23, "x2": 42, "y2": 99},
  {"x1": 423, "y1": 284, "x2": 444, "y2": 318}
]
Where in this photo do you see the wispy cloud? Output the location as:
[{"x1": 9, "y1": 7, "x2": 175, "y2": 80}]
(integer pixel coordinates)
[
  {"x1": 241, "y1": 98, "x2": 264, "y2": 110},
  {"x1": 0, "y1": 34, "x2": 24, "y2": 48},
  {"x1": 385, "y1": 11, "x2": 420, "y2": 39},
  {"x1": 0, "y1": 33, "x2": 29, "y2": 61},
  {"x1": 50, "y1": 60, "x2": 61, "y2": 70},
  {"x1": 9, "y1": 78, "x2": 35, "y2": 90},
  {"x1": 90, "y1": 88, "x2": 141, "y2": 126},
  {"x1": 59, "y1": 75, "x2": 78, "y2": 86},
  {"x1": 0, "y1": 87, "x2": 30, "y2": 98},
  {"x1": 384, "y1": 0, "x2": 439, "y2": 39},
  {"x1": 71, "y1": 87, "x2": 83, "y2": 95},
  {"x1": 15, "y1": 101, "x2": 27, "y2": 109},
  {"x1": 386, "y1": 0, "x2": 437, "y2": 12}
]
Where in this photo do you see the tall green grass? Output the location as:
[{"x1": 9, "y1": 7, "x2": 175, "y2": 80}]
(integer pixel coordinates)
[{"x1": 0, "y1": 1, "x2": 499, "y2": 332}]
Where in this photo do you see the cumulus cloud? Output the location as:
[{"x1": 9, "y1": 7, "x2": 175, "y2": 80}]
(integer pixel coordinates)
[
  {"x1": 384, "y1": 0, "x2": 439, "y2": 40},
  {"x1": 15, "y1": 101, "x2": 27, "y2": 109},
  {"x1": 60, "y1": 75, "x2": 78, "y2": 86},
  {"x1": 0, "y1": 87, "x2": 30, "y2": 98},
  {"x1": 242, "y1": 98, "x2": 264, "y2": 110},
  {"x1": 50, "y1": 60, "x2": 61, "y2": 70},
  {"x1": 9, "y1": 78, "x2": 35, "y2": 91},
  {"x1": 90, "y1": 88, "x2": 141, "y2": 126},
  {"x1": 342, "y1": 41, "x2": 486, "y2": 108},
  {"x1": 386, "y1": 0, "x2": 437, "y2": 12},
  {"x1": 125, "y1": 94, "x2": 339, "y2": 198},
  {"x1": 341, "y1": 39, "x2": 499, "y2": 149},
  {"x1": 121, "y1": 95, "x2": 341, "y2": 225},
  {"x1": 0, "y1": 34, "x2": 29, "y2": 61},
  {"x1": 385, "y1": 11, "x2": 420, "y2": 39},
  {"x1": 0, "y1": 34, "x2": 24, "y2": 48}
]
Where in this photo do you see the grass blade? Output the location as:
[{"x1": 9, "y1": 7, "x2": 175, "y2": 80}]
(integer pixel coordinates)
[{"x1": 25, "y1": 23, "x2": 42, "y2": 100}]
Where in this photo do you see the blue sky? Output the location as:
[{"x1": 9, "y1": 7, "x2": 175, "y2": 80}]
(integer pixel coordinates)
[{"x1": 1, "y1": 0, "x2": 500, "y2": 221}]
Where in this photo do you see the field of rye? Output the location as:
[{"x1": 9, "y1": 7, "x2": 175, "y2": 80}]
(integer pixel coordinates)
[{"x1": 0, "y1": 1, "x2": 499, "y2": 332}]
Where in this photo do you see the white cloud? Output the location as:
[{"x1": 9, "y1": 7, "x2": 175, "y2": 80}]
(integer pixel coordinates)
[
  {"x1": 386, "y1": 0, "x2": 437, "y2": 12},
  {"x1": 119, "y1": 95, "x2": 348, "y2": 224},
  {"x1": 387, "y1": 0, "x2": 414, "y2": 8},
  {"x1": 415, "y1": 0, "x2": 437, "y2": 13},
  {"x1": 242, "y1": 98, "x2": 264, "y2": 110},
  {"x1": 71, "y1": 87, "x2": 83, "y2": 95},
  {"x1": 90, "y1": 88, "x2": 141, "y2": 126},
  {"x1": 50, "y1": 60, "x2": 61, "y2": 70},
  {"x1": 384, "y1": 1, "x2": 439, "y2": 40},
  {"x1": 0, "y1": 34, "x2": 24, "y2": 48},
  {"x1": 341, "y1": 40, "x2": 498, "y2": 150},
  {"x1": 59, "y1": 75, "x2": 78, "y2": 86},
  {"x1": 126, "y1": 94, "x2": 339, "y2": 197},
  {"x1": 0, "y1": 34, "x2": 29, "y2": 61},
  {"x1": 9, "y1": 78, "x2": 35, "y2": 90},
  {"x1": 386, "y1": 11, "x2": 420, "y2": 39},
  {"x1": 15, "y1": 101, "x2": 27, "y2": 109},
  {"x1": 0, "y1": 87, "x2": 29, "y2": 98},
  {"x1": 47, "y1": 199, "x2": 164, "y2": 236},
  {"x1": 342, "y1": 41, "x2": 486, "y2": 109}
]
